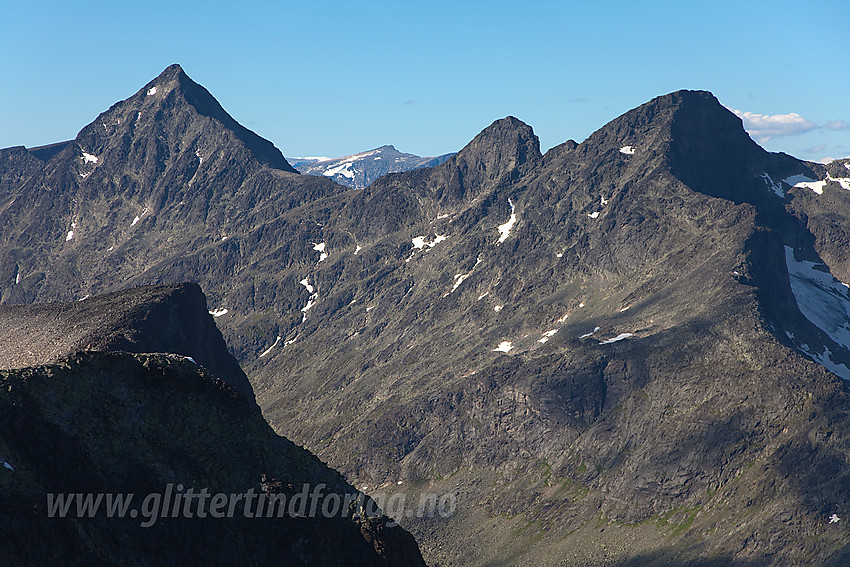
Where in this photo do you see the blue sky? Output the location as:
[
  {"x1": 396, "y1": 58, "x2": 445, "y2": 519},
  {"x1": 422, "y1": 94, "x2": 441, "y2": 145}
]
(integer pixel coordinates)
[{"x1": 2, "y1": 1, "x2": 848, "y2": 162}]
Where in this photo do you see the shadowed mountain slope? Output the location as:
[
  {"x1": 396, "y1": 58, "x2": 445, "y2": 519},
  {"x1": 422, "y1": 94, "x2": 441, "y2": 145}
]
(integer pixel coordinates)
[
  {"x1": 0, "y1": 283, "x2": 426, "y2": 565},
  {"x1": 0, "y1": 351, "x2": 426, "y2": 567}
]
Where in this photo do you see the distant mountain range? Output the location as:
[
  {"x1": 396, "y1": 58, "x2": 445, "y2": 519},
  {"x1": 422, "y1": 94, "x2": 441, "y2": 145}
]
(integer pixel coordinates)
[
  {"x1": 290, "y1": 145, "x2": 455, "y2": 189},
  {"x1": 2, "y1": 64, "x2": 850, "y2": 566}
]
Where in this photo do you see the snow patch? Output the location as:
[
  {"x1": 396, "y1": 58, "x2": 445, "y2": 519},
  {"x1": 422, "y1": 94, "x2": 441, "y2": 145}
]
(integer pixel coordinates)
[
  {"x1": 601, "y1": 196, "x2": 609, "y2": 206},
  {"x1": 761, "y1": 173, "x2": 784, "y2": 197},
  {"x1": 408, "y1": 234, "x2": 447, "y2": 262},
  {"x1": 556, "y1": 252, "x2": 563, "y2": 258},
  {"x1": 447, "y1": 257, "x2": 481, "y2": 295},
  {"x1": 77, "y1": 295, "x2": 90, "y2": 302},
  {"x1": 557, "y1": 313, "x2": 570, "y2": 323},
  {"x1": 478, "y1": 292, "x2": 489, "y2": 301},
  {"x1": 494, "y1": 305, "x2": 503, "y2": 312},
  {"x1": 784, "y1": 174, "x2": 826, "y2": 195},
  {"x1": 619, "y1": 146, "x2": 635, "y2": 155},
  {"x1": 184, "y1": 356, "x2": 197, "y2": 365},
  {"x1": 313, "y1": 242, "x2": 328, "y2": 262},
  {"x1": 14, "y1": 270, "x2": 20, "y2": 285},
  {"x1": 259, "y1": 336, "x2": 281, "y2": 358},
  {"x1": 497, "y1": 198, "x2": 517, "y2": 243},
  {"x1": 131, "y1": 216, "x2": 141, "y2": 227},
  {"x1": 106, "y1": 246, "x2": 114, "y2": 252},
  {"x1": 82, "y1": 152, "x2": 98, "y2": 164},
  {"x1": 66, "y1": 221, "x2": 76, "y2": 241},
  {"x1": 209, "y1": 308, "x2": 228, "y2": 317},
  {"x1": 493, "y1": 341, "x2": 513, "y2": 353},
  {"x1": 300, "y1": 277, "x2": 315, "y2": 294},
  {"x1": 587, "y1": 211, "x2": 600, "y2": 219},
  {"x1": 802, "y1": 180, "x2": 827, "y2": 195},
  {"x1": 599, "y1": 333, "x2": 633, "y2": 345},
  {"x1": 323, "y1": 161, "x2": 356, "y2": 179},
  {"x1": 2, "y1": 461, "x2": 13, "y2": 471},
  {"x1": 579, "y1": 326, "x2": 600, "y2": 339},
  {"x1": 147, "y1": 86, "x2": 157, "y2": 96},
  {"x1": 784, "y1": 246, "x2": 850, "y2": 380},
  {"x1": 538, "y1": 329, "x2": 559, "y2": 344},
  {"x1": 299, "y1": 278, "x2": 319, "y2": 322},
  {"x1": 783, "y1": 174, "x2": 815, "y2": 186},
  {"x1": 284, "y1": 338, "x2": 297, "y2": 346},
  {"x1": 830, "y1": 514, "x2": 841, "y2": 524},
  {"x1": 827, "y1": 173, "x2": 850, "y2": 191}
]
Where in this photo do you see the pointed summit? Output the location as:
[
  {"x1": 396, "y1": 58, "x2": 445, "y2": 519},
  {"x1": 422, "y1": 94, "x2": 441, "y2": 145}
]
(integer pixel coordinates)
[
  {"x1": 429, "y1": 116, "x2": 541, "y2": 204},
  {"x1": 75, "y1": 64, "x2": 296, "y2": 173},
  {"x1": 456, "y1": 116, "x2": 541, "y2": 180}
]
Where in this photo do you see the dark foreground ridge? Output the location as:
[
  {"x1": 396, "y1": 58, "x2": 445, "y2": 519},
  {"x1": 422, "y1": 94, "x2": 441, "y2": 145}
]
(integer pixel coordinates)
[
  {"x1": 0, "y1": 282, "x2": 255, "y2": 402},
  {"x1": 0, "y1": 350, "x2": 426, "y2": 566}
]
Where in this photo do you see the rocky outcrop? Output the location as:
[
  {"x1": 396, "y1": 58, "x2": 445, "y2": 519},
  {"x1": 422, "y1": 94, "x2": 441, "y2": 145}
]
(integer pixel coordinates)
[
  {"x1": 0, "y1": 350, "x2": 426, "y2": 566},
  {"x1": 0, "y1": 283, "x2": 254, "y2": 402}
]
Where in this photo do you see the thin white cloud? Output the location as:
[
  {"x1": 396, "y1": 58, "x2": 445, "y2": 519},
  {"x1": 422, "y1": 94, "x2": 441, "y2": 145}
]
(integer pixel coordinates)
[
  {"x1": 732, "y1": 109, "x2": 815, "y2": 142},
  {"x1": 812, "y1": 155, "x2": 850, "y2": 164},
  {"x1": 731, "y1": 107, "x2": 850, "y2": 143},
  {"x1": 823, "y1": 119, "x2": 850, "y2": 131}
]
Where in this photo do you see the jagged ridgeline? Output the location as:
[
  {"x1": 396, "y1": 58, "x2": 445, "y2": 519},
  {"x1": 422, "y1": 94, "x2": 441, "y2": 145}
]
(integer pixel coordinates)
[
  {"x1": 3, "y1": 65, "x2": 850, "y2": 565},
  {"x1": 0, "y1": 284, "x2": 426, "y2": 566}
]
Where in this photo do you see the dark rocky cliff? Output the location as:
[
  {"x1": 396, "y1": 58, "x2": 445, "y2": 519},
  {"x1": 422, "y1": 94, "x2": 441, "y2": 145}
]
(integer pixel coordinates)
[
  {"x1": 0, "y1": 351, "x2": 426, "y2": 566},
  {"x1": 0, "y1": 282, "x2": 254, "y2": 402}
]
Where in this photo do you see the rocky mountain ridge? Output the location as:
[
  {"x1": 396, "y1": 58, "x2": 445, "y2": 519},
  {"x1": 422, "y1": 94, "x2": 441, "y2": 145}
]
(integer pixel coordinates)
[{"x1": 2, "y1": 66, "x2": 850, "y2": 565}]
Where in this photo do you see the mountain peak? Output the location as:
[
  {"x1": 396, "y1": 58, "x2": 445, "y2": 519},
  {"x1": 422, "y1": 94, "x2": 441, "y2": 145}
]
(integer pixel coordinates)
[
  {"x1": 450, "y1": 116, "x2": 541, "y2": 188},
  {"x1": 72, "y1": 65, "x2": 296, "y2": 173},
  {"x1": 158, "y1": 62, "x2": 186, "y2": 79},
  {"x1": 573, "y1": 89, "x2": 765, "y2": 202},
  {"x1": 146, "y1": 65, "x2": 297, "y2": 172}
]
